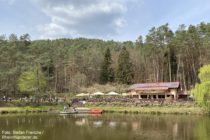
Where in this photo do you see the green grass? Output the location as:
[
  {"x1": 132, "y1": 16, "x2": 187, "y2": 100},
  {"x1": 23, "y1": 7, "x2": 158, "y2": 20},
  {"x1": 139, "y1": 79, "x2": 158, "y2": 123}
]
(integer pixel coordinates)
[
  {"x1": 85, "y1": 105, "x2": 207, "y2": 115},
  {"x1": 0, "y1": 105, "x2": 63, "y2": 114},
  {"x1": 0, "y1": 104, "x2": 208, "y2": 115}
]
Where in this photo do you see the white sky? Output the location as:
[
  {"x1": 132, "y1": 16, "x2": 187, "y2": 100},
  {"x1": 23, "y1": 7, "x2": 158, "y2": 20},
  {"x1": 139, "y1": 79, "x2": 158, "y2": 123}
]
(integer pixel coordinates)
[{"x1": 0, "y1": 0, "x2": 210, "y2": 41}]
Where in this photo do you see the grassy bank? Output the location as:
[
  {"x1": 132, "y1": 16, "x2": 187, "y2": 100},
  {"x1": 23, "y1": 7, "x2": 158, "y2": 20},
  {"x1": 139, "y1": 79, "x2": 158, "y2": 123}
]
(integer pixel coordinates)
[
  {"x1": 86, "y1": 105, "x2": 207, "y2": 115},
  {"x1": 0, "y1": 104, "x2": 208, "y2": 115},
  {"x1": 0, "y1": 105, "x2": 62, "y2": 114}
]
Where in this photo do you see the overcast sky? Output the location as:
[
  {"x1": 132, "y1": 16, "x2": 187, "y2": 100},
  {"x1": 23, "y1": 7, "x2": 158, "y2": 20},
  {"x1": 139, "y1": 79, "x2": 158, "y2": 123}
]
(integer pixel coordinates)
[{"x1": 0, "y1": 0, "x2": 210, "y2": 41}]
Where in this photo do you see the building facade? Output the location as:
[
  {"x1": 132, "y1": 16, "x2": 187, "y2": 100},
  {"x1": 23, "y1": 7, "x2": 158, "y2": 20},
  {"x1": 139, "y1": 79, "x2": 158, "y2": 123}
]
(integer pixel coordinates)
[{"x1": 128, "y1": 82, "x2": 180, "y2": 99}]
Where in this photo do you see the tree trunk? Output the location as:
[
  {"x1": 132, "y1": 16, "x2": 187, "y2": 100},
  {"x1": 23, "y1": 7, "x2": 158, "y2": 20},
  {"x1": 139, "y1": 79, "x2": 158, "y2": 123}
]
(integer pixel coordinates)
[
  {"x1": 54, "y1": 65, "x2": 57, "y2": 92},
  {"x1": 64, "y1": 64, "x2": 67, "y2": 92},
  {"x1": 182, "y1": 63, "x2": 187, "y2": 91},
  {"x1": 168, "y1": 52, "x2": 172, "y2": 82}
]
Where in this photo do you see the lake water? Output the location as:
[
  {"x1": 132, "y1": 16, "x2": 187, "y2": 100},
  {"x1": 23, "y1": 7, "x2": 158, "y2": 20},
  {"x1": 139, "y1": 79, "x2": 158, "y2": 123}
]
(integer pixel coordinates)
[{"x1": 0, "y1": 113, "x2": 210, "y2": 140}]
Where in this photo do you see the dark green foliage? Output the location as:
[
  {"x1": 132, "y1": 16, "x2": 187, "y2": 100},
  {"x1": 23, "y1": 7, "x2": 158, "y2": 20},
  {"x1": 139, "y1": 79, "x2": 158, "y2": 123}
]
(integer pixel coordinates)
[
  {"x1": 117, "y1": 47, "x2": 134, "y2": 84},
  {"x1": 169, "y1": 47, "x2": 178, "y2": 81},
  {"x1": 100, "y1": 48, "x2": 114, "y2": 84}
]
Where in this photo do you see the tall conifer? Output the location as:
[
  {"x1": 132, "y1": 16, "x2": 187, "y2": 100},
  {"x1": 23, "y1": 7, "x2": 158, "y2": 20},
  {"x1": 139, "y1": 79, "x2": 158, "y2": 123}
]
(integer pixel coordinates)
[
  {"x1": 117, "y1": 47, "x2": 134, "y2": 84},
  {"x1": 100, "y1": 48, "x2": 114, "y2": 84}
]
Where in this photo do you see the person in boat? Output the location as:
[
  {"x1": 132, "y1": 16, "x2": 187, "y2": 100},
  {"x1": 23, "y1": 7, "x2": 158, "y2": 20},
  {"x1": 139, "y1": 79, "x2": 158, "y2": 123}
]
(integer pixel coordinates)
[
  {"x1": 64, "y1": 105, "x2": 68, "y2": 111},
  {"x1": 73, "y1": 106, "x2": 76, "y2": 112},
  {"x1": 68, "y1": 101, "x2": 76, "y2": 112}
]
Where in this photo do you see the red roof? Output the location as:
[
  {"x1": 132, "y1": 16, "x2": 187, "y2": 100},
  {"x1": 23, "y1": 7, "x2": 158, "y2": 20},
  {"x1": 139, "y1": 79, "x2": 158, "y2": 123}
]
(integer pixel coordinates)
[{"x1": 129, "y1": 82, "x2": 180, "y2": 91}]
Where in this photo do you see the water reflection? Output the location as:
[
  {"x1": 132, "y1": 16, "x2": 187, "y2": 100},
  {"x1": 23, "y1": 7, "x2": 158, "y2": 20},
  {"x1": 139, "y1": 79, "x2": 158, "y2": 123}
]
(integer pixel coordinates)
[
  {"x1": 131, "y1": 121, "x2": 139, "y2": 131},
  {"x1": 109, "y1": 121, "x2": 117, "y2": 128},
  {"x1": 121, "y1": 122, "x2": 127, "y2": 127},
  {"x1": 75, "y1": 118, "x2": 87, "y2": 126},
  {"x1": 0, "y1": 114, "x2": 209, "y2": 140},
  {"x1": 93, "y1": 121, "x2": 103, "y2": 128}
]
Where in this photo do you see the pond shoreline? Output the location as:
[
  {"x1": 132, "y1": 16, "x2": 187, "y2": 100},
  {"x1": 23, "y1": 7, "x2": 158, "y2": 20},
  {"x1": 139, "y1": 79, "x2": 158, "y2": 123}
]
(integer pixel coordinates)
[
  {"x1": 0, "y1": 106, "x2": 60, "y2": 114},
  {"x1": 86, "y1": 105, "x2": 209, "y2": 115},
  {"x1": 0, "y1": 105, "x2": 209, "y2": 115}
]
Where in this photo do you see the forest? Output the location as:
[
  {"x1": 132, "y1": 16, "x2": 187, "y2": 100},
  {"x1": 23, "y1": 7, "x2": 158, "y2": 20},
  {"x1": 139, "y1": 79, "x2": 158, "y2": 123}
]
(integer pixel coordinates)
[{"x1": 1, "y1": 22, "x2": 210, "y2": 96}]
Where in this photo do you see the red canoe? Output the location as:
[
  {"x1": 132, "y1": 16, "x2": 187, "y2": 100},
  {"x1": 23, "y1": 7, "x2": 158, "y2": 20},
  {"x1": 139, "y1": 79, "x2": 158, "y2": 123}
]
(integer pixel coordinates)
[{"x1": 89, "y1": 109, "x2": 103, "y2": 114}]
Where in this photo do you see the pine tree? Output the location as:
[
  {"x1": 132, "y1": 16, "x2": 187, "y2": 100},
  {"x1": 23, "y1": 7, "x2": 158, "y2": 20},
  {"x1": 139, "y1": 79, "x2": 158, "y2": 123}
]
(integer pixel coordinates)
[
  {"x1": 117, "y1": 47, "x2": 134, "y2": 84},
  {"x1": 100, "y1": 48, "x2": 114, "y2": 84}
]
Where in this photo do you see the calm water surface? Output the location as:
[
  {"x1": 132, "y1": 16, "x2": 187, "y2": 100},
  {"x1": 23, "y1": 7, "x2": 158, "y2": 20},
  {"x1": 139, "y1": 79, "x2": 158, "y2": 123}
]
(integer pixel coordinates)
[{"x1": 0, "y1": 113, "x2": 210, "y2": 140}]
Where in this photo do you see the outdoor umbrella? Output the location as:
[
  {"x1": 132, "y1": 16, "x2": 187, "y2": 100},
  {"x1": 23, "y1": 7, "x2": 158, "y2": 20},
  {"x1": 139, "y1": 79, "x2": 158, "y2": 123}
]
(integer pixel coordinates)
[
  {"x1": 122, "y1": 93, "x2": 129, "y2": 96},
  {"x1": 76, "y1": 93, "x2": 89, "y2": 97},
  {"x1": 91, "y1": 92, "x2": 105, "y2": 96},
  {"x1": 107, "y1": 91, "x2": 119, "y2": 96}
]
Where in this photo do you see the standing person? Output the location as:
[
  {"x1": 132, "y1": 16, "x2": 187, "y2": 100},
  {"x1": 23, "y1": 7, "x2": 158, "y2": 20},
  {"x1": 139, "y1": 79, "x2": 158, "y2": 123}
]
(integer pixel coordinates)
[
  {"x1": 64, "y1": 105, "x2": 67, "y2": 111},
  {"x1": 73, "y1": 106, "x2": 76, "y2": 112}
]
